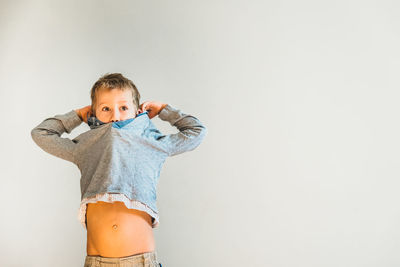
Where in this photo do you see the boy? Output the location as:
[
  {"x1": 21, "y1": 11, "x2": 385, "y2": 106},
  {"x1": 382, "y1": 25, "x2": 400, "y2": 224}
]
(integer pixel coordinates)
[{"x1": 31, "y1": 73, "x2": 207, "y2": 266}]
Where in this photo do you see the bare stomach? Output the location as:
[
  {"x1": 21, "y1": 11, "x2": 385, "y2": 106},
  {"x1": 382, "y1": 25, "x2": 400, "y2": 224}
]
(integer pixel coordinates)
[{"x1": 86, "y1": 201, "x2": 155, "y2": 257}]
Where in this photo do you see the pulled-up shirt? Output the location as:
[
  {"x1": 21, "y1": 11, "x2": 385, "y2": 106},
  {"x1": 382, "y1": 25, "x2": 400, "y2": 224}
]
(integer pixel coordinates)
[{"x1": 31, "y1": 104, "x2": 207, "y2": 229}]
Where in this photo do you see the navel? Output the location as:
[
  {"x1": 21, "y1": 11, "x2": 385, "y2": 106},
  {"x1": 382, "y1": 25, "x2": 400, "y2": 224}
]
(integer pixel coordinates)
[{"x1": 112, "y1": 224, "x2": 118, "y2": 230}]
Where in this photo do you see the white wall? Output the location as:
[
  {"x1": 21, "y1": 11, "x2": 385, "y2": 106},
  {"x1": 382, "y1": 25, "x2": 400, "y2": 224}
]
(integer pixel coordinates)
[{"x1": 1, "y1": 0, "x2": 399, "y2": 266}]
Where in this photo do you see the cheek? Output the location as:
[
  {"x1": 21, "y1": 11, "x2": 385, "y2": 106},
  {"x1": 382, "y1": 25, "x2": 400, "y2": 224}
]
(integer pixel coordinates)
[{"x1": 96, "y1": 112, "x2": 107, "y2": 120}]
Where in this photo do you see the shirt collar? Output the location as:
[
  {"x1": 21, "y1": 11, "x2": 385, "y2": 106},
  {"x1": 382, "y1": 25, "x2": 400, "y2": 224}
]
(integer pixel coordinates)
[{"x1": 87, "y1": 111, "x2": 149, "y2": 130}]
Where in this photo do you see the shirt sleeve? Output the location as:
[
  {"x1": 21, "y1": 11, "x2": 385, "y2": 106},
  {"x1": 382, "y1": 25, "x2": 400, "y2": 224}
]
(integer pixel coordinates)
[
  {"x1": 30, "y1": 110, "x2": 83, "y2": 164},
  {"x1": 156, "y1": 104, "x2": 207, "y2": 157}
]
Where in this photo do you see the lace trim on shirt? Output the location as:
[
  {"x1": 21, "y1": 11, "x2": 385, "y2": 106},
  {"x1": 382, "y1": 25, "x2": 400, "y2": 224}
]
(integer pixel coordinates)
[{"x1": 77, "y1": 192, "x2": 159, "y2": 229}]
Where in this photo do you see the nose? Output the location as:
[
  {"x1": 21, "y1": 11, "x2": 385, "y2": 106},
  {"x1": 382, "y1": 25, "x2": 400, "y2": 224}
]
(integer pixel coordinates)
[{"x1": 111, "y1": 109, "x2": 120, "y2": 122}]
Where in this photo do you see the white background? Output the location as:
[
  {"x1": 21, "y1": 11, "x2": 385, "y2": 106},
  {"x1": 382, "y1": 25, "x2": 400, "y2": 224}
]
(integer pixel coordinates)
[{"x1": 0, "y1": 0, "x2": 399, "y2": 266}]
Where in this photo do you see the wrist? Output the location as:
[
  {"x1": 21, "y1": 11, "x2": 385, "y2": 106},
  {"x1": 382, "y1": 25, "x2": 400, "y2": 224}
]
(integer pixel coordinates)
[
  {"x1": 158, "y1": 104, "x2": 168, "y2": 114},
  {"x1": 75, "y1": 109, "x2": 83, "y2": 121}
]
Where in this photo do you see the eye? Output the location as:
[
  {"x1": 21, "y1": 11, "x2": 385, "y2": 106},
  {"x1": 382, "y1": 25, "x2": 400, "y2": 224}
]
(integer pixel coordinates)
[
  {"x1": 121, "y1": 106, "x2": 128, "y2": 111},
  {"x1": 102, "y1": 107, "x2": 110, "y2": 112}
]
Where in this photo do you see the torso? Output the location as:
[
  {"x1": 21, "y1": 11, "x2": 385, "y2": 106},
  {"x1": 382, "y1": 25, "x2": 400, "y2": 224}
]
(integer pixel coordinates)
[{"x1": 86, "y1": 201, "x2": 155, "y2": 257}]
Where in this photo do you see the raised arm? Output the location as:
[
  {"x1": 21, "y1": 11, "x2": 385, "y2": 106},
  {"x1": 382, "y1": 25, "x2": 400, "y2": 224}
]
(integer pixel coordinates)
[
  {"x1": 156, "y1": 104, "x2": 207, "y2": 157},
  {"x1": 31, "y1": 110, "x2": 83, "y2": 164}
]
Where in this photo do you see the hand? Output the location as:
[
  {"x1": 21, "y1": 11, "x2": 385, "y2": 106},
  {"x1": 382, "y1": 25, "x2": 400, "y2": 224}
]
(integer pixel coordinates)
[
  {"x1": 138, "y1": 101, "x2": 167, "y2": 119},
  {"x1": 75, "y1": 105, "x2": 92, "y2": 123}
]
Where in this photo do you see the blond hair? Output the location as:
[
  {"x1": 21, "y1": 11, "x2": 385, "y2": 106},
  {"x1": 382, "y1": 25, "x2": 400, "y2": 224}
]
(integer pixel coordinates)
[{"x1": 90, "y1": 73, "x2": 140, "y2": 115}]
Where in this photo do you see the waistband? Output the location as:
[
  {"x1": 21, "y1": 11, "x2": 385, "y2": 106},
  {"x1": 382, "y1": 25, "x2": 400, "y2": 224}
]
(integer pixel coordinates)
[{"x1": 85, "y1": 251, "x2": 157, "y2": 265}]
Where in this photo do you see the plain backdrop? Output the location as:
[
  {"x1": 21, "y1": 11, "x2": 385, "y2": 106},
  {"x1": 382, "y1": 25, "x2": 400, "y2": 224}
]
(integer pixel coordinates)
[{"x1": 1, "y1": 0, "x2": 399, "y2": 266}]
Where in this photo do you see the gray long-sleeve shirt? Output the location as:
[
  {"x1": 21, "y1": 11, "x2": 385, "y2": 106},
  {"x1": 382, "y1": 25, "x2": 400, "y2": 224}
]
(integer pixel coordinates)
[{"x1": 31, "y1": 104, "x2": 207, "y2": 225}]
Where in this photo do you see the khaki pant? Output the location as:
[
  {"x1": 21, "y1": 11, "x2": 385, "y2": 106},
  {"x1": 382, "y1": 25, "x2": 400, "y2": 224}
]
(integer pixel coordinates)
[{"x1": 84, "y1": 251, "x2": 162, "y2": 267}]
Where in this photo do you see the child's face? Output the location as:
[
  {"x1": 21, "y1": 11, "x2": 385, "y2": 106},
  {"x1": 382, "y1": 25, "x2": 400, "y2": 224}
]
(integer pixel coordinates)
[{"x1": 94, "y1": 88, "x2": 138, "y2": 123}]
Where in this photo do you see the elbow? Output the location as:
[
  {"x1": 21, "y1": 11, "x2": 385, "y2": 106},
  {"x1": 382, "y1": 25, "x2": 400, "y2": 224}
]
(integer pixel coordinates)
[
  {"x1": 190, "y1": 125, "x2": 207, "y2": 148},
  {"x1": 197, "y1": 124, "x2": 207, "y2": 138},
  {"x1": 198, "y1": 125, "x2": 207, "y2": 141},
  {"x1": 185, "y1": 125, "x2": 207, "y2": 145},
  {"x1": 31, "y1": 128, "x2": 39, "y2": 142},
  {"x1": 31, "y1": 127, "x2": 45, "y2": 145}
]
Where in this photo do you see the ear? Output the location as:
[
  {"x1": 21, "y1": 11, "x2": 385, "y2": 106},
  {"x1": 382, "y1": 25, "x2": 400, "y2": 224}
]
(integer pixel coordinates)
[{"x1": 91, "y1": 105, "x2": 96, "y2": 116}]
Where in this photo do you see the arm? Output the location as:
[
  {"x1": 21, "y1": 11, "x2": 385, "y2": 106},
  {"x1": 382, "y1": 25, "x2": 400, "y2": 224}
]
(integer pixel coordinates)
[
  {"x1": 157, "y1": 104, "x2": 207, "y2": 157},
  {"x1": 31, "y1": 110, "x2": 83, "y2": 164}
]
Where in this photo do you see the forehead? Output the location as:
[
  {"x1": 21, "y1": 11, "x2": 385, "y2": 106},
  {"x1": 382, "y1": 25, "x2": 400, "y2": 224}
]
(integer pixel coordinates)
[{"x1": 96, "y1": 88, "x2": 133, "y2": 105}]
